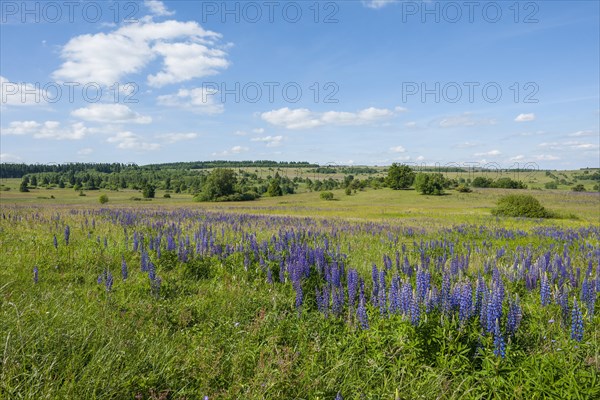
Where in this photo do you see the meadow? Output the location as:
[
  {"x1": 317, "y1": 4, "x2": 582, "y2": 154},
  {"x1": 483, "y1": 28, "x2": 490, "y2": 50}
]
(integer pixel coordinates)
[{"x1": 0, "y1": 177, "x2": 599, "y2": 399}]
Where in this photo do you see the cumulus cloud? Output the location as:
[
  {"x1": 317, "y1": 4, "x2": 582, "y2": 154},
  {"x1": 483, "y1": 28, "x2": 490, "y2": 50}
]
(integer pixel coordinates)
[
  {"x1": 212, "y1": 145, "x2": 249, "y2": 156},
  {"x1": 53, "y1": 19, "x2": 228, "y2": 87},
  {"x1": 389, "y1": 146, "x2": 406, "y2": 153},
  {"x1": 2, "y1": 120, "x2": 87, "y2": 140},
  {"x1": 261, "y1": 106, "x2": 401, "y2": 130},
  {"x1": 474, "y1": 150, "x2": 501, "y2": 157},
  {"x1": 0, "y1": 76, "x2": 47, "y2": 106},
  {"x1": 77, "y1": 147, "x2": 94, "y2": 155},
  {"x1": 155, "y1": 132, "x2": 199, "y2": 143},
  {"x1": 107, "y1": 131, "x2": 161, "y2": 151},
  {"x1": 145, "y1": 0, "x2": 174, "y2": 16},
  {"x1": 251, "y1": 135, "x2": 283, "y2": 147},
  {"x1": 514, "y1": 113, "x2": 536, "y2": 122},
  {"x1": 157, "y1": 87, "x2": 224, "y2": 114},
  {"x1": 71, "y1": 104, "x2": 152, "y2": 124}
]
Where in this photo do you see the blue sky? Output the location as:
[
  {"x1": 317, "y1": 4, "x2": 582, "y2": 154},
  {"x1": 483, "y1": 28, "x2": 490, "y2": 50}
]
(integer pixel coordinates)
[{"x1": 1, "y1": 0, "x2": 598, "y2": 168}]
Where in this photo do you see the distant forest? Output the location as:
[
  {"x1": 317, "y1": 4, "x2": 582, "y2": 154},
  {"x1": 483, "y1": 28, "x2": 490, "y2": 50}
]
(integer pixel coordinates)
[{"x1": 0, "y1": 161, "x2": 318, "y2": 179}]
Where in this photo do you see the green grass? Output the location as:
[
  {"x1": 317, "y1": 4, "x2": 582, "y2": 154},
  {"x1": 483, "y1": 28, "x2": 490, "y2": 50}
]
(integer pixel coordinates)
[{"x1": 0, "y1": 177, "x2": 599, "y2": 399}]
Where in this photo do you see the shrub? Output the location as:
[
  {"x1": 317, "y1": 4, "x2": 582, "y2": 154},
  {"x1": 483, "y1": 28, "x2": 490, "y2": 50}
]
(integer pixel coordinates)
[
  {"x1": 456, "y1": 185, "x2": 472, "y2": 193},
  {"x1": 544, "y1": 181, "x2": 558, "y2": 189},
  {"x1": 320, "y1": 191, "x2": 334, "y2": 200},
  {"x1": 414, "y1": 173, "x2": 445, "y2": 195},
  {"x1": 163, "y1": 193, "x2": 171, "y2": 198},
  {"x1": 99, "y1": 194, "x2": 109, "y2": 204},
  {"x1": 386, "y1": 163, "x2": 415, "y2": 190},
  {"x1": 345, "y1": 187, "x2": 352, "y2": 196},
  {"x1": 571, "y1": 184, "x2": 586, "y2": 192},
  {"x1": 491, "y1": 194, "x2": 553, "y2": 218}
]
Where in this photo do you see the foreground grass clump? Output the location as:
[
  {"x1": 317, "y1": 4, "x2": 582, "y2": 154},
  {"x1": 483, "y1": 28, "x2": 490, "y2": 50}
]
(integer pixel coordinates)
[
  {"x1": 0, "y1": 205, "x2": 598, "y2": 399},
  {"x1": 492, "y1": 194, "x2": 553, "y2": 218}
]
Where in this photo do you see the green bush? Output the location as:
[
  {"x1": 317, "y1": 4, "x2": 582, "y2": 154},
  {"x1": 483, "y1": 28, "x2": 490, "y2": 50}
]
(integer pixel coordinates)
[
  {"x1": 455, "y1": 185, "x2": 472, "y2": 193},
  {"x1": 320, "y1": 191, "x2": 334, "y2": 200},
  {"x1": 491, "y1": 194, "x2": 553, "y2": 218},
  {"x1": 98, "y1": 194, "x2": 109, "y2": 204},
  {"x1": 544, "y1": 181, "x2": 558, "y2": 189},
  {"x1": 571, "y1": 184, "x2": 586, "y2": 192}
]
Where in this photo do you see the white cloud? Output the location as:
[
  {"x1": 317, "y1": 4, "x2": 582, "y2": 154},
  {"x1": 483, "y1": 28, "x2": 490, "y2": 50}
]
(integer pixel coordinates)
[
  {"x1": 155, "y1": 132, "x2": 199, "y2": 143},
  {"x1": 568, "y1": 130, "x2": 596, "y2": 137},
  {"x1": 514, "y1": 113, "x2": 536, "y2": 122},
  {"x1": 261, "y1": 106, "x2": 401, "y2": 130},
  {"x1": 0, "y1": 76, "x2": 47, "y2": 107},
  {"x1": 71, "y1": 104, "x2": 152, "y2": 124},
  {"x1": 157, "y1": 87, "x2": 223, "y2": 114},
  {"x1": 539, "y1": 141, "x2": 599, "y2": 151},
  {"x1": 251, "y1": 135, "x2": 283, "y2": 147},
  {"x1": 454, "y1": 141, "x2": 480, "y2": 149},
  {"x1": 363, "y1": 0, "x2": 396, "y2": 9},
  {"x1": 439, "y1": 113, "x2": 496, "y2": 128},
  {"x1": 252, "y1": 128, "x2": 265, "y2": 134},
  {"x1": 77, "y1": 147, "x2": 94, "y2": 155},
  {"x1": 509, "y1": 155, "x2": 525, "y2": 161},
  {"x1": 107, "y1": 131, "x2": 161, "y2": 151},
  {"x1": 145, "y1": 0, "x2": 174, "y2": 16},
  {"x1": 404, "y1": 121, "x2": 417, "y2": 128},
  {"x1": 389, "y1": 146, "x2": 406, "y2": 153},
  {"x1": 416, "y1": 155, "x2": 425, "y2": 161},
  {"x1": 2, "y1": 120, "x2": 41, "y2": 135},
  {"x1": 53, "y1": 20, "x2": 227, "y2": 87},
  {"x1": 2, "y1": 120, "x2": 87, "y2": 140},
  {"x1": 234, "y1": 130, "x2": 247, "y2": 136},
  {"x1": 474, "y1": 150, "x2": 501, "y2": 157},
  {"x1": 212, "y1": 145, "x2": 249, "y2": 156},
  {"x1": 0, "y1": 153, "x2": 21, "y2": 162}
]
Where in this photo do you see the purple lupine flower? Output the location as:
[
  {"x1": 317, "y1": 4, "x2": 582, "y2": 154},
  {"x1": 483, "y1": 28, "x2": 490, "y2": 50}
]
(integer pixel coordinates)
[
  {"x1": 474, "y1": 275, "x2": 486, "y2": 315},
  {"x1": 540, "y1": 273, "x2": 551, "y2": 306},
  {"x1": 347, "y1": 269, "x2": 359, "y2": 308},
  {"x1": 506, "y1": 294, "x2": 522, "y2": 336},
  {"x1": 400, "y1": 281, "x2": 413, "y2": 316},
  {"x1": 105, "y1": 271, "x2": 113, "y2": 292},
  {"x1": 332, "y1": 287, "x2": 344, "y2": 316},
  {"x1": 53, "y1": 235, "x2": 58, "y2": 250},
  {"x1": 64, "y1": 225, "x2": 70, "y2": 245},
  {"x1": 416, "y1": 269, "x2": 430, "y2": 303},
  {"x1": 97, "y1": 274, "x2": 103, "y2": 284},
  {"x1": 493, "y1": 319, "x2": 506, "y2": 358},
  {"x1": 33, "y1": 266, "x2": 38, "y2": 284},
  {"x1": 571, "y1": 298, "x2": 584, "y2": 342},
  {"x1": 371, "y1": 264, "x2": 379, "y2": 307},
  {"x1": 458, "y1": 281, "x2": 472, "y2": 326},
  {"x1": 121, "y1": 256, "x2": 128, "y2": 280},
  {"x1": 357, "y1": 296, "x2": 369, "y2": 330},
  {"x1": 335, "y1": 392, "x2": 343, "y2": 400},
  {"x1": 267, "y1": 268, "x2": 273, "y2": 284}
]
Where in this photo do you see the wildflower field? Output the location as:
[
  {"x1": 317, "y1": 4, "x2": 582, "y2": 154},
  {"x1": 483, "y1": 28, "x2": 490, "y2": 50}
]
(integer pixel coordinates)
[{"x1": 1, "y1": 190, "x2": 599, "y2": 399}]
